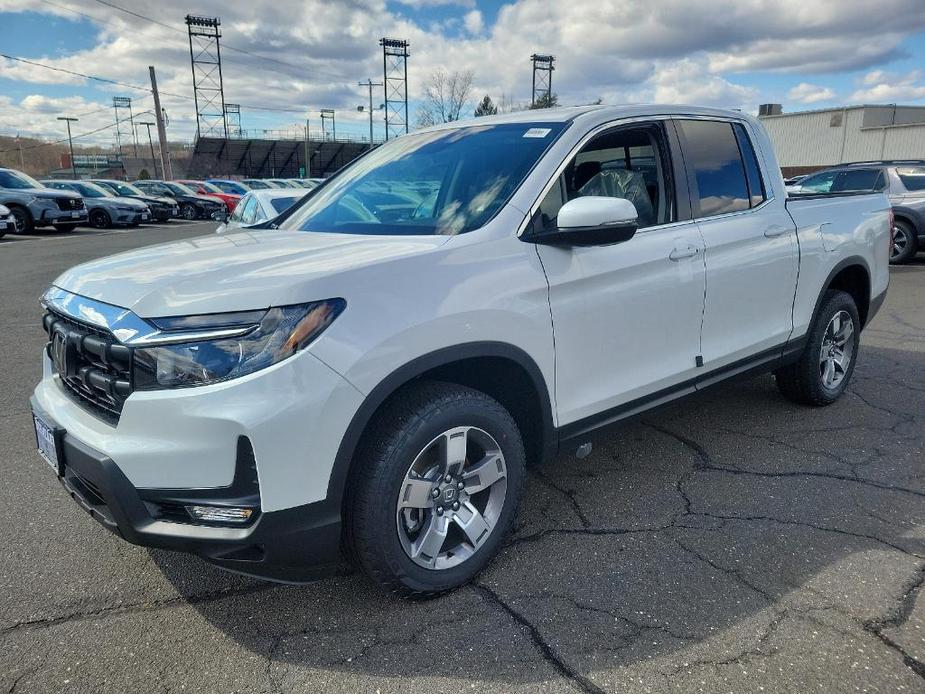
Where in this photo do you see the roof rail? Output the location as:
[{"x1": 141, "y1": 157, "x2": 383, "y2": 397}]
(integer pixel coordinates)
[{"x1": 842, "y1": 159, "x2": 925, "y2": 166}]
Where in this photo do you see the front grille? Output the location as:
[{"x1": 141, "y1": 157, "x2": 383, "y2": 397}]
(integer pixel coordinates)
[
  {"x1": 55, "y1": 197, "x2": 85, "y2": 211},
  {"x1": 43, "y1": 310, "x2": 132, "y2": 423}
]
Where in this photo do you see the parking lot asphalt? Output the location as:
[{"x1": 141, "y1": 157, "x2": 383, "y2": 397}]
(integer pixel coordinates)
[{"x1": 1, "y1": 223, "x2": 924, "y2": 693}]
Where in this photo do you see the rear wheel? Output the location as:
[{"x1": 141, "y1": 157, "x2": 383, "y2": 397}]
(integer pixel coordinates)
[
  {"x1": 8, "y1": 205, "x2": 33, "y2": 235},
  {"x1": 890, "y1": 219, "x2": 918, "y2": 264},
  {"x1": 89, "y1": 209, "x2": 112, "y2": 229},
  {"x1": 775, "y1": 290, "x2": 860, "y2": 406},
  {"x1": 346, "y1": 381, "x2": 525, "y2": 598}
]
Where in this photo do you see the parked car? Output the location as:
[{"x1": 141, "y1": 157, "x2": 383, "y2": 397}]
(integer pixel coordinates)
[
  {"x1": 214, "y1": 188, "x2": 310, "y2": 232},
  {"x1": 790, "y1": 160, "x2": 925, "y2": 263},
  {"x1": 90, "y1": 179, "x2": 179, "y2": 222},
  {"x1": 206, "y1": 178, "x2": 251, "y2": 196},
  {"x1": 266, "y1": 178, "x2": 301, "y2": 189},
  {"x1": 241, "y1": 178, "x2": 275, "y2": 190},
  {"x1": 42, "y1": 180, "x2": 151, "y2": 229},
  {"x1": 176, "y1": 179, "x2": 241, "y2": 213},
  {"x1": 0, "y1": 167, "x2": 87, "y2": 233},
  {"x1": 30, "y1": 105, "x2": 889, "y2": 597},
  {"x1": 784, "y1": 174, "x2": 808, "y2": 187},
  {"x1": 132, "y1": 180, "x2": 225, "y2": 220},
  {"x1": 0, "y1": 203, "x2": 13, "y2": 238}
]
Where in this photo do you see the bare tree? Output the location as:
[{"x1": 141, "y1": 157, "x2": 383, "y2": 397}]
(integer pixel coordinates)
[{"x1": 415, "y1": 69, "x2": 475, "y2": 127}]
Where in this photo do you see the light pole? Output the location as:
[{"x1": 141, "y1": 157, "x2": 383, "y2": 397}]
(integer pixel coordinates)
[
  {"x1": 137, "y1": 121, "x2": 159, "y2": 179},
  {"x1": 320, "y1": 109, "x2": 335, "y2": 141},
  {"x1": 57, "y1": 116, "x2": 78, "y2": 178},
  {"x1": 358, "y1": 78, "x2": 383, "y2": 144}
]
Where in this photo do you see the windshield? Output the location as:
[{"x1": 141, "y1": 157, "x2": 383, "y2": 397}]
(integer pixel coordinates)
[
  {"x1": 105, "y1": 181, "x2": 143, "y2": 196},
  {"x1": 0, "y1": 169, "x2": 44, "y2": 189},
  {"x1": 211, "y1": 180, "x2": 249, "y2": 195},
  {"x1": 164, "y1": 182, "x2": 195, "y2": 196},
  {"x1": 279, "y1": 122, "x2": 566, "y2": 236},
  {"x1": 72, "y1": 182, "x2": 112, "y2": 198},
  {"x1": 245, "y1": 180, "x2": 272, "y2": 189},
  {"x1": 198, "y1": 181, "x2": 223, "y2": 194}
]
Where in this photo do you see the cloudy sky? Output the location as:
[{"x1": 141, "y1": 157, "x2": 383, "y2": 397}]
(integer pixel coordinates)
[{"x1": 2, "y1": 0, "x2": 925, "y2": 147}]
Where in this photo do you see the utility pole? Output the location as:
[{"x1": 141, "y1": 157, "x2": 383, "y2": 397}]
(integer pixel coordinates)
[
  {"x1": 16, "y1": 134, "x2": 24, "y2": 169},
  {"x1": 138, "y1": 121, "x2": 159, "y2": 179},
  {"x1": 57, "y1": 116, "x2": 78, "y2": 179},
  {"x1": 304, "y1": 117, "x2": 310, "y2": 178},
  {"x1": 148, "y1": 66, "x2": 172, "y2": 179},
  {"x1": 358, "y1": 78, "x2": 383, "y2": 145}
]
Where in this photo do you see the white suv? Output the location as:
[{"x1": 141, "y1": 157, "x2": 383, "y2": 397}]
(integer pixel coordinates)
[{"x1": 31, "y1": 105, "x2": 890, "y2": 597}]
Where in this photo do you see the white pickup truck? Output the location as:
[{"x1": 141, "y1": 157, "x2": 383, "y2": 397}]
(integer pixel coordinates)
[{"x1": 31, "y1": 105, "x2": 890, "y2": 597}]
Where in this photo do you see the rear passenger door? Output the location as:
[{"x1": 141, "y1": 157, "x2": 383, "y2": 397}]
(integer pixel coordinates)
[{"x1": 676, "y1": 119, "x2": 798, "y2": 370}]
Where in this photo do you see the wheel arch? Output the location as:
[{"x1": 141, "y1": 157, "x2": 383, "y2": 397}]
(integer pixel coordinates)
[
  {"x1": 814, "y1": 256, "x2": 873, "y2": 329},
  {"x1": 891, "y1": 205, "x2": 925, "y2": 236},
  {"x1": 328, "y1": 342, "x2": 556, "y2": 511}
]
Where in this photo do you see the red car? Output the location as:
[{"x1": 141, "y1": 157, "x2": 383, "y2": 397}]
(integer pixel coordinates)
[{"x1": 177, "y1": 180, "x2": 241, "y2": 213}]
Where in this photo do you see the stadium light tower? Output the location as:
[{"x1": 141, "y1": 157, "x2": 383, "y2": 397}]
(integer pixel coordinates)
[
  {"x1": 380, "y1": 38, "x2": 410, "y2": 140},
  {"x1": 185, "y1": 15, "x2": 227, "y2": 139},
  {"x1": 530, "y1": 54, "x2": 555, "y2": 107},
  {"x1": 320, "y1": 109, "x2": 335, "y2": 141},
  {"x1": 112, "y1": 97, "x2": 137, "y2": 157}
]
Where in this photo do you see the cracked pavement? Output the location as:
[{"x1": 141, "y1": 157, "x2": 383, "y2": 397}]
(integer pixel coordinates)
[{"x1": 2, "y1": 225, "x2": 924, "y2": 693}]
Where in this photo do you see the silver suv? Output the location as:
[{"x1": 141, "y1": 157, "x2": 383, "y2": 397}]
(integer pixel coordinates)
[
  {"x1": 792, "y1": 160, "x2": 925, "y2": 264},
  {"x1": 0, "y1": 168, "x2": 87, "y2": 234}
]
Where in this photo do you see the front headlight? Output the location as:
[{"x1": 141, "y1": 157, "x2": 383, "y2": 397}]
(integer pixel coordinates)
[{"x1": 133, "y1": 299, "x2": 345, "y2": 389}]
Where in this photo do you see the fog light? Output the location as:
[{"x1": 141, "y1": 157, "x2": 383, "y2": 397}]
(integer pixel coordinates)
[{"x1": 186, "y1": 505, "x2": 254, "y2": 523}]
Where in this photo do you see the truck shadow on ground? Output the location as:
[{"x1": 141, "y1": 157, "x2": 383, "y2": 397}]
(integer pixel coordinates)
[{"x1": 152, "y1": 343, "x2": 925, "y2": 689}]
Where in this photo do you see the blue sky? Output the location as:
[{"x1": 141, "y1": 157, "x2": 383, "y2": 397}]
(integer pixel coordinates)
[{"x1": 2, "y1": 0, "x2": 925, "y2": 146}]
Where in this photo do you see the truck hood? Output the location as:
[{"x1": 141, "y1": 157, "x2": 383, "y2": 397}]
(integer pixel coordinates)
[{"x1": 53, "y1": 229, "x2": 450, "y2": 317}]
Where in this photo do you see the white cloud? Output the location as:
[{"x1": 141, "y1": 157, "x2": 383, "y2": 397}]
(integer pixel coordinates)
[
  {"x1": 463, "y1": 9, "x2": 483, "y2": 34},
  {"x1": 643, "y1": 59, "x2": 757, "y2": 109},
  {"x1": 851, "y1": 70, "x2": 925, "y2": 102},
  {"x1": 787, "y1": 82, "x2": 836, "y2": 104}
]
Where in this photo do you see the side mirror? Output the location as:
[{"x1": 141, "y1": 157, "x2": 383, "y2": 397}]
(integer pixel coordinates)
[
  {"x1": 534, "y1": 197, "x2": 638, "y2": 247},
  {"x1": 211, "y1": 210, "x2": 228, "y2": 222}
]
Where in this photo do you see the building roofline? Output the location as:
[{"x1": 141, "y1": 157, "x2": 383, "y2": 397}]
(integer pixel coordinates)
[{"x1": 759, "y1": 103, "x2": 925, "y2": 119}]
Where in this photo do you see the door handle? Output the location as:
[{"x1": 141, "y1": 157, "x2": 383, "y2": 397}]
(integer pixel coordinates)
[
  {"x1": 669, "y1": 245, "x2": 700, "y2": 261},
  {"x1": 764, "y1": 225, "x2": 791, "y2": 238}
]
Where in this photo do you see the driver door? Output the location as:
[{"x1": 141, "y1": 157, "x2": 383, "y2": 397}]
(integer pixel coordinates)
[{"x1": 534, "y1": 121, "x2": 706, "y2": 433}]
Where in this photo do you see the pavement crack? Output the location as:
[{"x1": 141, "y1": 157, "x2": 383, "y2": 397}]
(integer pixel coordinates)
[
  {"x1": 530, "y1": 468, "x2": 591, "y2": 528},
  {"x1": 472, "y1": 583, "x2": 605, "y2": 694},
  {"x1": 863, "y1": 562, "x2": 925, "y2": 680}
]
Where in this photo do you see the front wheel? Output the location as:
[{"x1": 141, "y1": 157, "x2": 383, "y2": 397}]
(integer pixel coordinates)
[
  {"x1": 775, "y1": 290, "x2": 860, "y2": 406},
  {"x1": 346, "y1": 381, "x2": 525, "y2": 598},
  {"x1": 89, "y1": 209, "x2": 112, "y2": 229},
  {"x1": 8, "y1": 205, "x2": 33, "y2": 235},
  {"x1": 180, "y1": 203, "x2": 198, "y2": 220}
]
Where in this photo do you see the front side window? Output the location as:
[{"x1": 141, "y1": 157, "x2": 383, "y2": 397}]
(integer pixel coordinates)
[
  {"x1": 279, "y1": 122, "x2": 566, "y2": 236},
  {"x1": 897, "y1": 166, "x2": 925, "y2": 191},
  {"x1": 677, "y1": 119, "x2": 750, "y2": 217},
  {"x1": 537, "y1": 124, "x2": 673, "y2": 230}
]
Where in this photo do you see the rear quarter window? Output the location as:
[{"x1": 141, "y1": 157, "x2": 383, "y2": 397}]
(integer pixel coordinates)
[{"x1": 897, "y1": 167, "x2": 925, "y2": 191}]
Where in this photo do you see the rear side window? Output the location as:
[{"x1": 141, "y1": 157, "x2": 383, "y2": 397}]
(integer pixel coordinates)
[
  {"x1": 896, "y1": 167, "x2": 925, "y2": 191},
  {"x1": 832, "y1": 168, "x2": 884, "y2": 192},
  {"x1": 733, "y1": 124, "x2": 766, "y2": 207},
  {"x1": 677, "y1": 120, "x2": 749, "y2": 217}
]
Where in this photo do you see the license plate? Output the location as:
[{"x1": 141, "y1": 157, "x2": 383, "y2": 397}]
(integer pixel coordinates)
[
  {"x1": 70, "y1": 211, "x2": 80, "y2": 219},
  {"x1": 141, "y1": 214, "x2": 149, "y2": 220},
  {"x1": 0, "y1": 220, "x2": 7, "y2": 230},
  {"x1": 33, "y1": 413, "x2": 61, "y2": 475}
]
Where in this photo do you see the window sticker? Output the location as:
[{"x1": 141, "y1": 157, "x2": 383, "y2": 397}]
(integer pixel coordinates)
[{"x1": 523, "y1": 128, "x2": 552, "y2": 138}]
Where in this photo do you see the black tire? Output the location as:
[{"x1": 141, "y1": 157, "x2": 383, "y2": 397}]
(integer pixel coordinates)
[
  {"x1": 180, "y1": 203, "x2": 198, "y2": 220},
  {"x1": 775, "y1": 290, "x2": 861, "y2": 406},
  {"x1": 346, "y1": 381, "x2": 525, "y2": 598},
  {"x1": 8, "y1": 205, "x2": 33, "y2": 235},
  {"x1": 890, "y1": 219, "x2": 918, "y2": 265},
  {"x1": 53, "y1": 222, "x2": 78, "y2": 232},
  {"x1": 89, "y1": 209, "x2": 112, "y2": 229}
]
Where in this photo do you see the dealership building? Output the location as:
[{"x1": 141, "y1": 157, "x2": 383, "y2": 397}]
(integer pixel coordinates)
[{"x1": 757, "y1": 103, "x2": 925, "y2": 176}]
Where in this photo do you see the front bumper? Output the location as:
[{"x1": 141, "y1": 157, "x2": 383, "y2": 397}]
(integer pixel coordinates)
[
  {"x1": 30, "y1": 346, "x2": 365, "y2": 581},
  {"x1": 32, "y1": 397, "x2": 344, "y2": 581},
  {"x1": 37, "y1": 207, "x2": 88, "y2": 225}
]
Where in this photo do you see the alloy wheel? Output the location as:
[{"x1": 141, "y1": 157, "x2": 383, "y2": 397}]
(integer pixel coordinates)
[
  {"x1": 819, "y1": 310, "x2": 855, "y2": 389},
  {"x1": 395, "y1": 426, "x2": 507, "y2": 570},
  {"x1": 891, "y1": 224, "x2": 908, "y2": 261}
]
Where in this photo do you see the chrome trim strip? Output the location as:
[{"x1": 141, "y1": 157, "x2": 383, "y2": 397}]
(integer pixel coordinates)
[{"x1": 43, "y1": 287, "x2": 257, "y2": 346}]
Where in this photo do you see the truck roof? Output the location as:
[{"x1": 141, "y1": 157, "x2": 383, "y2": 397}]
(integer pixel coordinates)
[{"x1": 418, "y1": 104, "x2": 756, "y2": 133}]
